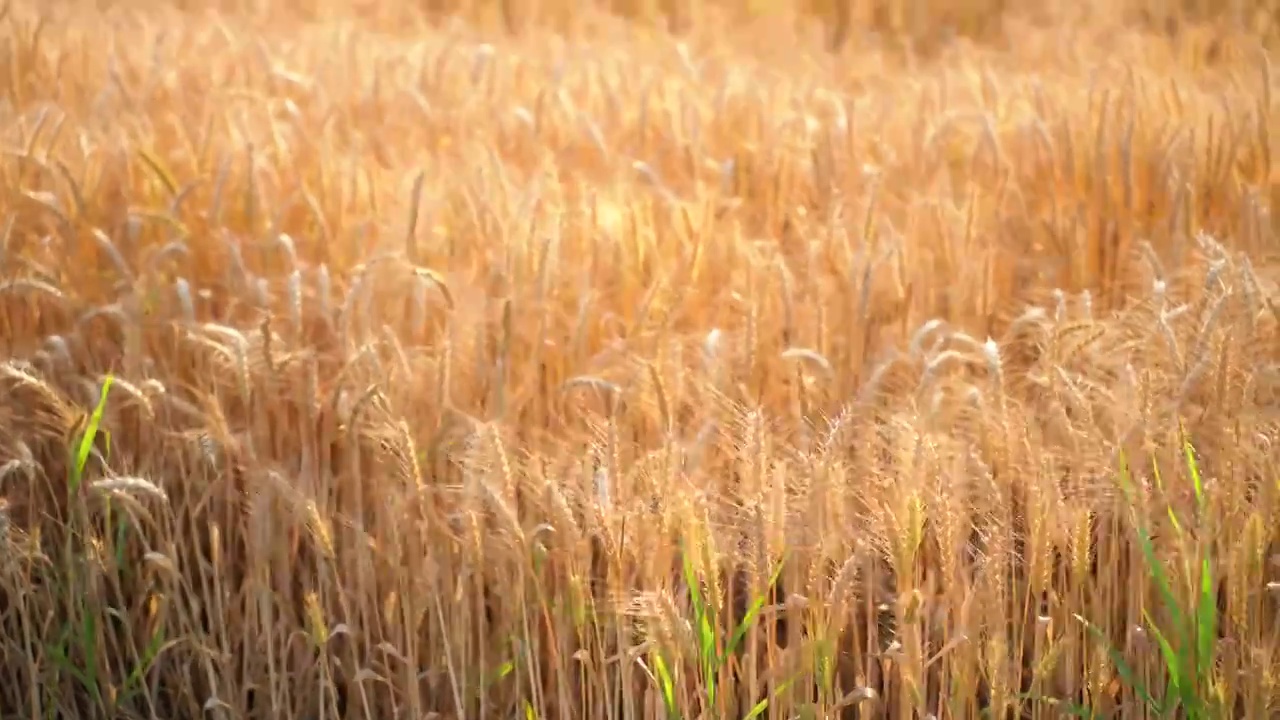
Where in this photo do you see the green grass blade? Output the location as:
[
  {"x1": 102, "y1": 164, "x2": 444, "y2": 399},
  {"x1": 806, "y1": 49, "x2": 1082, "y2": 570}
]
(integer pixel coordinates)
[
  {"x1": 1123, "y1": 452, "x2": 1192, "y2": 664},
  {"x1": 679, "y1": 539, "x2": 720, "y2": 708},
  {"x1": 120, "y1": 624, "x2": 168, "y2": 700},
  {"x1": 728, "y1": 556, "x2": 784, "y2": 658},
  {"x1": 743, "y1": 678, "x2": 794, "y2": 720},
  {"x1": 1195, "y1": 554, "x2": 1216, "y2": 688},
  {"x1": 488, "y1": 659, "x2": 515, "y2": 687},
  {"x1": 1141, "y1": 608, "x2": 1183, "y2": 700},
  {"x1": 71, "y1": 375, "x2": 114, "y2": 492},
  {"x1": 1180, "y1": 425, "x2": 1204, "y2": 508},
  {"x1": 1151, "y1": 458, "x2": 1185, "y2": 537},
  {"x1": 1134, "y1": 522, "x2": 1187, "y2": 641},
  {"x1": 1179, "y1": 433, "x2": 1215, "y2": 696},
  {"x1": 652, "y1": 652, "x2": 680, "y2": 720},
  {"x1": 1075, "y1": 614, "x2": 1158, "y2": 712},
  {"x1": 742, "y1": 696, "x2": 770, "y2": 720}
]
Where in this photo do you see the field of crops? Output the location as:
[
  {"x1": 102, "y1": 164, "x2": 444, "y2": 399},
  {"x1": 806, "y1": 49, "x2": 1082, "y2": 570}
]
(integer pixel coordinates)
[{"x1": 1, "y1": 0, "x2": 1278, "y2": 718}]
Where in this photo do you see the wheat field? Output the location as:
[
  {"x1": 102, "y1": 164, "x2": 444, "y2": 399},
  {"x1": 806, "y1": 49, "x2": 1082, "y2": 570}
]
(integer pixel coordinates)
[{"x1": 1, "y1": 0, "x2": 1278, "y2": 718}]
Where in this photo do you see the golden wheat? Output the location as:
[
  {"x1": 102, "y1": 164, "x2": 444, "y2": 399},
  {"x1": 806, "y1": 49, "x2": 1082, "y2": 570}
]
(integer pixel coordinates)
[{"x1": 0, "y1": 0, "x2": 1278, "y2": 718}]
